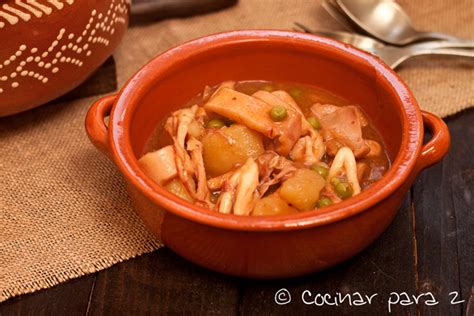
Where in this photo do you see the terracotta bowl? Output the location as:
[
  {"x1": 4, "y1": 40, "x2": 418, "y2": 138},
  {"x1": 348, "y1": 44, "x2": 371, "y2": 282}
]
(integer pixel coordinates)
[
  {"x1": 0, "y1": 0, "x2": 130, "y2": 117},
  {"x1": 85, "y1": 30, "x2": 450, "y2": 278}
]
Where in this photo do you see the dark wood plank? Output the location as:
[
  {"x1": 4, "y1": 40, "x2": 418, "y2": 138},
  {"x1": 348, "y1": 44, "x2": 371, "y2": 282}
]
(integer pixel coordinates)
[
  {"x1": 87, "y1": 248, "x2": 241, "y2": 315},
  {"x1": 448, "y1": 110, "x2": 474, "y2": 316},
  {"x1": 238, "y1": 195, "x2": 417, "y2": 315},
  {"x1": 0, "y1": 275, "x2": 95, "y2": 316},
  {"x1": 413, "y1": 108, "x2": 474, "y2": 315}
]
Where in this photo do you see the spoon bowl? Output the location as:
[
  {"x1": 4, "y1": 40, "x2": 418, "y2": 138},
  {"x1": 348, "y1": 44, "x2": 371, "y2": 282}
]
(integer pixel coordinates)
[{"x1": 336, "y1": 0, "x2": 463, "y2": 45}]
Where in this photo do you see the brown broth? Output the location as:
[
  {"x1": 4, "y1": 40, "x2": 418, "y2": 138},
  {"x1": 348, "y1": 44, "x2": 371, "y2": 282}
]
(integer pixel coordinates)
[{"x1": 143, "y1": 80, "x2": 390, "y2": 189}]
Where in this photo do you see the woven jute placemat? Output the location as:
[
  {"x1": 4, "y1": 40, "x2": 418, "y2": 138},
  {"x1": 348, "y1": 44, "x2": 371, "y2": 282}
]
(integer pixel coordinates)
[{"x1": 1, "y1": 0, "x2": 473, "y2": 302}]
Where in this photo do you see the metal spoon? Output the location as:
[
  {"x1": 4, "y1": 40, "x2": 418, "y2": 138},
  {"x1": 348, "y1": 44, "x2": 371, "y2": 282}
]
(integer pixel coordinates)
[
  {"x1": 321, "y1": 0, "x2": 357, "y2": 32},
  {"x1": 336, "y1": 0, "x2": 466, "y2": 46},
  {"x1": 294, "y1": 23, "x2": 474, "y2": 69}
]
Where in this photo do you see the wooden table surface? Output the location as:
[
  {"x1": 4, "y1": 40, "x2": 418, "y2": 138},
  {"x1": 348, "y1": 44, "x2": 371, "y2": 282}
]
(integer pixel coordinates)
[{"x1": 1, "y1": 50, "x2": 473, "y2": 316}]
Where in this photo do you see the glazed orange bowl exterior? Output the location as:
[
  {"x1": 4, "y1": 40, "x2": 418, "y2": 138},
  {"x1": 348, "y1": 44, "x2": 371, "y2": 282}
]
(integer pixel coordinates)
[
  {"x1": 0, "y1": 0, "x2": 130, "y2": 117},
  {"x1": 85, "y1": 30, "x2": 450, "y2": 278}
]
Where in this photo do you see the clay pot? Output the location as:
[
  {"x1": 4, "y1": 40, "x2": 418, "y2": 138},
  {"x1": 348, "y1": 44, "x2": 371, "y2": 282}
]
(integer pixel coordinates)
[
  {"x1": 86, "y1": 30, "x2": 450, "y2": 278},
  {"x1": 0, "y1": 0, "x2": 130, "y2": 116}
]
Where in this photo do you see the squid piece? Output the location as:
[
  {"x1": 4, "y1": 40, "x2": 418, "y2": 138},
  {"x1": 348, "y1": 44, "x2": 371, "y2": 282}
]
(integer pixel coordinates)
[
  {"x1": 165, "y1": 106, "x2": 198, "y2": 194},
  {"x1": 256, "y1": 151, "x2": 297, "y2": 197},
  {"x1": 260, "y1": 90, "x2": 325, "y2": 164},
  {"x1": 253, "y1": 90, "x2": 297, "y2": 110},
  {"x1": 204, "y1": 88, "x2": 273, "y2": 133},
  {"x1": 138, "y1": 145, "x2": 177, "y2": 184},
  {"x1": 289, "y1": 117, "x2": 325, "y2": 166},
  {"x1": 328, "y1": 147, "x2": 361, "y2": 196},
  {"x1": 202, "y1": 81, "x2": 236, "y2": 103},
  {"x1": 165, "y1": 105, "x2": 198, "y2": 153},
  {"x1": 187, "y1": 138, "x2": 211, "y2": 203},
  {"x1": 187, "y1": 120, "x2": 205, "y2": 139},
  {"x1": 165, "y1": 105, "x2": 212, "y2": 206},
  {"x1": 202, "y1": 85, "x2": 213, "y2": 103},
  {"x1": 192, "y1": 106, "x2": 208, "y2": 135},
  {"x1": 216, "y1": 158, "x2": 260, "y2": 215},
  {"x1": 253, "y1": 89, "x2": 308, "y2": 130},
  {"x1": 207, "y1": 169, "x2": 234, "y2": 191},
  {"x1": 233, "y1": 159, "x2": 260, "y2": 215},
  {"x1": 289, "y1": 133, "x2": 325, "y2": 166},
  {"x1": 365, "y1": 140, "x2": 382, "y2": 157},
  {"x1": 218, "y1": 80, "x2": 236, "y2": 90},
  {"x1": 204, "y1": 87, "x2": 303, "y2": 156},
  {"x1": 252, "y1": 90, "x2": 312, "y2": 157},
  {"x1": 354, "y1": 107, "x2": 369, "y2": 127},
  {"x1": 271, "y1": 90, "x2": 299, "y2": 110},
  {"x1": 311, "y1": 103, "x2": 370, "y2": 158},
  {"x1": 270, "y1": 90, "x2": 314, "y2": 134}
]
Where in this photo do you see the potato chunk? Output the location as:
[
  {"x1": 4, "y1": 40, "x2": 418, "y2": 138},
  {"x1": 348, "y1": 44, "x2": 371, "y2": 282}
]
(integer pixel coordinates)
[
  {"x1": 202, "y1": 124, "x2": 264, "y2": 177},
  {"x1": 252, "y1": 193, "x2": 299, "y2": 216},
  {"x1": 165, "y1": 178, "x2": 193, "y2": 202},
  {"x1": 202, "y1": 132, "x2": 235, "y2": 177},
  {"x1": 280, "y1": 169, "x2": 326, "y2": 211}
]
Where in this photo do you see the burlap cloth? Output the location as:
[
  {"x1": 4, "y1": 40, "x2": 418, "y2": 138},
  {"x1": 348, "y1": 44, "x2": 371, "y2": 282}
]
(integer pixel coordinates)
[{"x1": 1, "y1": 0, "x2": 473, "y2": 303}]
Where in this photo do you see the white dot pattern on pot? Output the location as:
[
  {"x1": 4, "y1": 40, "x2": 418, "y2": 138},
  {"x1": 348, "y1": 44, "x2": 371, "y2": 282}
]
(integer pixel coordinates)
[{"x1": 0, "y1": 0, "x2": 130, "y2": 94}]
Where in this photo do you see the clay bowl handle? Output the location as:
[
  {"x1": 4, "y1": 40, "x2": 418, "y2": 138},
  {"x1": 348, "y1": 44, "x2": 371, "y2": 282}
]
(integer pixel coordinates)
[
  {"x1": 414, "y1": 110, "x2": 451, "y2": 174},
  {"x1": 85, "y1": 95, "x2": 117, "y2": 158}
]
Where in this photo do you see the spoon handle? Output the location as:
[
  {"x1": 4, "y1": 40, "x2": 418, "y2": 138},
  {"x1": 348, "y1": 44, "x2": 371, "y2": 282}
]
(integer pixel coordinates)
[
  {"x1": 388, "y1": 48, "x2": 474, "y2": 69},
  {"x1": 417, "y1": 31, "x2": 466, "y2": 43},
  {"x1": 411, "y1": 40, "x2": 474, "y2": 50}
]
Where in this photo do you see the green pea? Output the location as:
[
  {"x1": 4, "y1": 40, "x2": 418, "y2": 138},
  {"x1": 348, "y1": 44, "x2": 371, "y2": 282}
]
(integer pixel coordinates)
[
  {"x1": 311, "y1": 164, "x2": 329, "y2": 178},
  {"x1": 330, "y1": 177, "x2": 340, "y2": 187},
  {"x1": 317, "y1": 197, "x2": 333, "y2": 208},
  {"x1": 270, "y1": 105, "x2": 287, "y2": 122},
  {"x1": 289, "y1": 88, "x2": 302, "y2": 99},
  {"x1": 307, "y1": 116, "x2": 321, "y2": 130},
  {"x1": 263, "y1": 85, "x2": 274, "y2": 92},
  {"x1": 334, "y1": 181, "x2": 354, "y2": 199},
  {"x1": 207, "y1": 119, "x2": 225, "y2": 129}
]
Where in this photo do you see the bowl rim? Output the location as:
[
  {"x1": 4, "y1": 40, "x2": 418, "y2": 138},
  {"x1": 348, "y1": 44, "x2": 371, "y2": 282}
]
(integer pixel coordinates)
[{"x1": 109, "y1": 30, "x2": 423, "y2": 231}]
